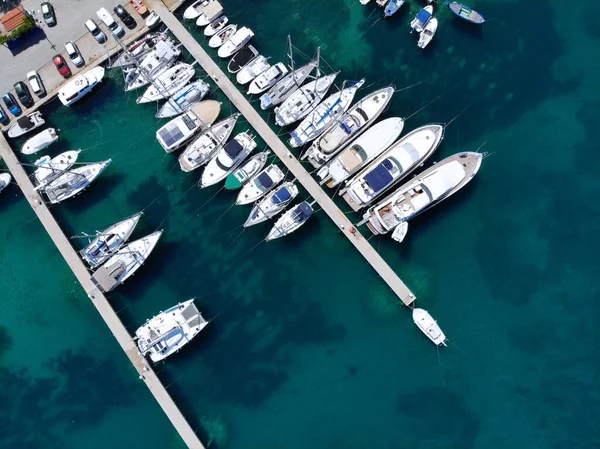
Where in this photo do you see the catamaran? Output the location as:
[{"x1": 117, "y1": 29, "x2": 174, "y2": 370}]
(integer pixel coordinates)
[
  {"x1": 79, "y1": 212, "x2": 143, "y2": 268},
  {"x1": 413, "y1": 308, "x2": 447, "y2": 346},
  {"x1": 359, "y1": 152, "x2": 482, "y2": 242},
  {"x1": 218, "y1": 27, "x2": 254, "y2": 58},
  {"x1": 266, "y1": 201, "x2": 313, "y2": 241},
  {"x1": 259, "y1": 57, "x2": 317, "y2": 109},
  {"x1": 178, "y1": 113, "x2": 240, "y2": 172},
  {"x1": 274, "y1": 72, "x2": 338, "y2": 126},
  {"x1": 341, "y1": 123, "x2": 445, "y2": 211},
  {"x1": 21, "y1": 128, "x2": 59, "y2": 155},
  {"x1": 200, "y1": 132, "x2": 256, "y2": 187},
  {"x1": 289, "y1": 78, "x2": 364, "y2": 148},
  {"x1": 236, "y1": 164, "x2": 285, "y2": 205},
  {"x1": 137, "y1": 63, "x2": 196, "y2": 104},
  {"x1": 123, "y1": 39, "x2": 181, "y2": 91},
  {"x1": 7, "y1": 112, "x2": 45, "y2": 138},
  {"x1": 32, "y1": 150, "x2": 81, "y2": 189},
  {"x1": 58, "y1": 67, "x2": 105, "y2": 106},
  {"x1": 247, "y1": 63, "x2": 289, "y2": 95},
  {"x1": 208, "y1": 24, "x2": 236, "y2": 48},
  {"x1": 44, "y1": 160, "x2": 111, "y2": 204},
  {"x1": 417, "y1": 18, "x2": 438, "y2": 49},
  {"x1": 302, "y1": 86, "x2": 394, "y2": 168},
  {"x1": 135, "y1": 299, "x2": 208, "y2": 362},
  {"x1": 156, "y1": 80, "x2": 211, "y2": 118},
  {"x1": 316, "y1": 117, "x2": 405, "y2": 188},
  {"x1": 243, "y1": 182, "x2": 299, "y2": 227},
  {"x1": 224, "y1": 151, "x2": 269, "y2": 190},
  {"x1": 236, "y1": 56, "x2": 270, "y2": 85},
  {"x1": 204, "y1": 15, "x2": 228, "y2": 36}
]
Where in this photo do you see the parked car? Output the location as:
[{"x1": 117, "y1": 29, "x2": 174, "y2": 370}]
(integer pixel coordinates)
[
  {"x1": 113, "y1": 5, "x2": 136, "y2": 29},
  {"x1": 65, "y1": 41, "x2": 85, "y2": 68},
  {"x1": 97, "y1": 7, "x2": 125, "y2": 38},
  {"x1": 14, "y1": 81, "x2": 34, "y2": 108},
  {"x1": 3, "y1": 93, "x2": 22, "y2": 116},
  {"x1": 0, "y1": 106, "x2": 9, "y2": 125},
  {"x1": 27, "y1": 71, "x2": 46, "y2": 97},
  {"x1": 41, "y1": 2, "x2": 57, "y2": 27},
  {"x1": 85, "y1": 19, "x2": 107, "y2": 44},
  {"x1": 53, "y1": 54, "x2": 72, "y2": 78}
]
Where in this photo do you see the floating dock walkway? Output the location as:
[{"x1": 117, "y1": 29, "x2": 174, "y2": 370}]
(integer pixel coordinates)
[{"x1": 148, "y1": 0, "x2": 416, "y2": 306}]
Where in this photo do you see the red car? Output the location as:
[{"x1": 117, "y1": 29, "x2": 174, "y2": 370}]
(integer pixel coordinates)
[{"x1": 53, "y1": 54, "x2": 71, "y2": 78}]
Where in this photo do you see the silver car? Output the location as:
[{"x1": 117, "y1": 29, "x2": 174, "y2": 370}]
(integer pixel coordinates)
[
  {"x1": 85, "y1": 19, "x2": 107, "y2": 44},
  {"x1": 65, "y1": 41, "x2": 85, "y2": 68}
]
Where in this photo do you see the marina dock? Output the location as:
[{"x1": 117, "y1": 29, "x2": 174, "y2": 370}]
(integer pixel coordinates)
[
  {"x1": 0, "y1": 120, "x2": 205, "y2": 448},
  {"x1": 147, "y1": 0, "x2": 416, "y2": 306}
]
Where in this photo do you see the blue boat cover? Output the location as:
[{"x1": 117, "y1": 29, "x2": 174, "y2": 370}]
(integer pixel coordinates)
[
  {"x1": 224, "y1": 139, "x2": 244, "y2": 158},
  {"x1": 364, "y1": 159, "x2": 394, "y2": 193},
  {"x1": 292, "y1": 202, "x2": 313, "y2": 223},
  {"x1": 416, "y1": 8, "x2": 432, "y2": 23},
  {"x1": 273, "y1": 187, "x2": 291, "y2": 205},
  {"x1": 257, "y1": 172, "x2": 273, "y2": 189}
]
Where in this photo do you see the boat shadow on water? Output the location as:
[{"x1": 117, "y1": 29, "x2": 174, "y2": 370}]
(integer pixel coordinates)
[{"x1": 55, "y1": 172, "x2": 127, "y2": 214}]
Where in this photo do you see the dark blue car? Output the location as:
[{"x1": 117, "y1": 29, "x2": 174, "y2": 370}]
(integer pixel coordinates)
[
  {"x1": 3, "y1": 93, "x2": 21, "y2": 116},
  {"x1": 0, "y1": 105, "x2": 9, "y2": 125}
]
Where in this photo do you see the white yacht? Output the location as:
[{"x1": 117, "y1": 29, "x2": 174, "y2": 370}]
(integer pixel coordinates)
[
  {"x1": 259, "y1": 57, "x2": 318, "y2": 109},
  {"x1": 236, "y1": 56, "x2": 270, "y2": 85},
  {"x1": 317, "y1": 117, "x2": 405, "y2": 188},
  {"x1": 80, "y1": 212, "x2": 143, "y2": 268},
  {"x1": 44, "y1": 160, "x2": 111, "y2": 204},
  {"x1": 178, "y1": 113, "x2": 240, "y2": 172},
  {"x1": 360, "y1": 152, "x2": 482, "y2": 242},
  {"x1": 289, "y1": 78, "x2": 364, "y2": 148},
  {"x1": 274, "y1": 72, "x2": 338, "y2": 126},
  {"x1": 137, "y1": 63, "x2": 196, "y2": 104},
  {"x1": 243, "y1": 182, "x2": 299, "y2": 227},
  {"x1": 124, "y1": 39, "x2": 181, "y2": 91},
  {"x1": 58, "y1": 67, "x2": 105, "y2": 106},
  {"x1": 21, "y1": 128, "x2": 59, "y2": 155},
  {"x1": 156, "y1": 100, "x2": 221, "y2": 153},
  {"x1": 195, "y1": 1, "x2": 223, "y2": 26},
  {"x1": 265, "y1": 201, "x2": 313, "y2": 241},
  {"x1": 224, "y1": 151, "x2": 269, "y2": 190},
  {"x1": 418, "y1": 18, "x2": 438, "y2": 49},
  {"x1": 208, "y1": 24, "x2": 236, "y2": 48},
  {"x1": 183, "y1": 0, "x2": 212, "y2": 20},
  {"x1": 236, "y1": 164, "x2": 284, "y2": 205},
  {"x1": 218, "y1": 27, "x2": 254, "y2": 58},
  {"x1": 204, "y1": 15, "x2": 228, "y2": 36},
  {"x1": 145, "y1": 11, "x2": 161, "y2": 29},
  {"x1": 33, "y1": 150, "x2": 81, "y2": 189},
  {"x1": 95, "y1": 230, "x2": 163, "y2": 291},
  {"x1": 135, "y1": 299, "x2": 208, "y2": 362},
  {"x1": 156, "y1": 80, "x2": 211, "y2": 119},
  {"x1": 247, "y1": 63, "x2": 289, "y2": 95},
  {"x1": 7, "y1": 112, "x2": 45, "y2": 138},
  {"x1": 341, "y1": 123, "x2": 445, "y2": 211},
  {"x1": 302, "y1": 86, "x2": 394, "y2": 168},
  {"x1": 0, "y1": 173, "x2": 11, "y2": 194},
  {"x1": 227, "y1": 45, "x2": 258, "y2": 73},
  {"x1": 200, "y1": 132, "x2": 256, "y2": 187},
  {"x1": 413, "y1": 308, "x2": 447, "y2": 346}
]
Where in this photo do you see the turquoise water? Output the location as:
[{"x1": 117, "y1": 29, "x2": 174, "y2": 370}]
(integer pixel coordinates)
[{"x1": 1, "y1": 0, "x2": 599, "y2": 447}]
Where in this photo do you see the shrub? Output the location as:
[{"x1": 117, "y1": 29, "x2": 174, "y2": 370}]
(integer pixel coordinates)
[{"x1": 0, "y1": 16, "x2": 37, "y2": 46}]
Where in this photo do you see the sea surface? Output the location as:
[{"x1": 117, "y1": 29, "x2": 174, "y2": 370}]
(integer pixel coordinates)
[{"x1": 1, "y1": 0, "x2": 599, "y2": 448}]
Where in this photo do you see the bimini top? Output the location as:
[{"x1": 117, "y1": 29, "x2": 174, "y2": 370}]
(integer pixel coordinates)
[
  {"x1": 292, "y1": 202, "x2": 313, "y2": 223},
  {"x1": 272, "y1": 186, "x2": 292, "y2": 205},
  {"x1": 364, "y1": 159, "x2": 394, "y2": 193},
  {"x1": 257, "y1": 172, "x2": 274, "y2": 190},
  {"x1": 224, "y1": 139, "x2": 243, "y2": 158},
  {"x1": 416, "y1": 8, "x2": 432, "y2": 23},
  {"x1": 16, "y1": 115, "x2": 34, "y2": 129}
]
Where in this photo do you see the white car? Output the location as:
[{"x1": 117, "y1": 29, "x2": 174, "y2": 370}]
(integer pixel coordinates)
[
  {"x1": 26, "y1": 71, "x2": 45, "y2": 96},
  {"x1": 96, "y1": 7, "x2": 125, "y2": 38},
  {"x1": 65, "y1": 41, "x2": 85, "y2": 68},
  {"x1": 85, "y1": 19, "x2": 107, "y2": 44}
]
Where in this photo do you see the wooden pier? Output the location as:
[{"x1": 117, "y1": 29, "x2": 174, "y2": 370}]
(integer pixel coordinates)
[{"x1": 148, "y1": 0, "x2": 416, "y2": 306}]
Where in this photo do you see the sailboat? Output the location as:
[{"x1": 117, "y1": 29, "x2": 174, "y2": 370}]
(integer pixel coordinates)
[
  {"x1": 200, "y1": 132, "x2": 257, "y2": 187},
  {"x1": 243, "y1": 182, "x2": 299, "y2": 227},
  {"x1": 236, "y1": 164, "x2": 285, "y2": 205},
  {"x1": 265, "y1": 201, "x2": 313, "y2": 241},
  {"x1": 413, "y1": 308, "x2": 447, "y2": 346},
  {"x1": 155, "y1": 80, "x2": 211, "y2": 119},
  {"x1": 33, "y1": 150, "x2": 81, "y2": 189},
  {"x1": 108, "y1": 32, "x2": 164, "y2": 69},
  {"x1": 123, "y1": 39, "x2": 181, "y2": 91},
  {"x1": 43, "y1": 160, "x2": 111, "y2": 204},
  {"x1": 136, "y1": 63, "x2": 196, "y2": 104},
  {"x1": 224, "y1": 151, "x2": 269, "y2": 190}
]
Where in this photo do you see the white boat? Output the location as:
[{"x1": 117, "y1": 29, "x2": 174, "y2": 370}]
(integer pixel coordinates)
[
  {"x1": 360, "y1": 152, "x2": 482, "y2": 242},
  {"x1": 236, "y1": 56, "x2": 270, "y2": 85},
  {"x1": 124, "y1": 40, "x2": 181, "y2": 91},
  {"x1": 156, "y1": 79, "x2": 211, "y2": 118},
  {"x1": 204, "y1": 15, "x2": 228, "y2": 36},
  {"x1": 137, "y1": 63, "x2": 195, "y2": 104},
  {"x1": 135, "y1": 299, "x2": 208, "y2": 362},
  {"x1": 302, "y1": 86, "x2": 395, "y2": 168},
  {"x1": 265, "y1": 201, "x2": 313, "y2": 241},
  {"x1": 208, "y1": 24, "x2": 237, "y2": 48},
  {"x1": 417, "y1": 17, "x2": 438, "y2": 49},
  {"x1": 243, "y1": 182, "x2": 299, "y2": 227},
  {"x1": 224, "y1": 150, "x2": 269, "y2": 190},
  {"x1": 316, "y1": 117, "x2": 405, "y2": 188},
  {"x1": 289, "y1": 78, "x2": 365, "y2": 148},
  {"x1": 145, "y1": 11, "x2": 161, "y2": 29},
  {"x1": 80, "y1": 212, "x2": 143, "y2": 268},
  {"x1": 360, "y1": 0, "x2": 371, "y2": 4},
  {"x1": 0, "y1": 173, "x2": 11, "y2": 193},
  {"x1": 156, "y1": 100, "x2": 221, "y2": 153},
  {"x1": 200, "y1": 132, "x2": 256, "y2": 187},
  {"x1": 247, "y1": 63, "x2": 289, "y2": 95},
  {"x1": 341, "y1": 124, "x2": 445, "y2": 211},
  {"x1": 7, "y1": 112, "x2": 45, "y2": 138},
  {"x1": 178, "y1": 113, "x2": 240, "y2": 172},
  {"x1": 44, "y1": 160, "x2": 111, "y2": 204},
  {"x1": 58, "y1": 67, "x2": 105, "y2": 106},
  {"x1": 259, "y1": 57, "x2": 318, "y2": 109},
  {"x1": 183, "y1": 0, "x2": 212, "y2": 20},
  {"x1": 33, "y1": 149, "x2": 81, "y2": 188},
  {"x1": 411, "y1": 5, "x2": 433, "y2": 33},
  {"x1": 236, "y1": 164, "x2": 285, "y2": 205},
  {"x1": 227, "y1": 45, "x2": 259, "y2": 73},
  {"x1": 22, "y1": 128, "x2": 59, "y2": 155},
  {"x1": 108, "y1": 32, "x2": 164, "y2": 69},
  {"x1": 274, "y1": 72, "x2": 338, "y2": 126},
  {"x1": 195, "y1": 1, "x2": 223, "y2": 26},
  {"x1": 95, "y1": 230, "x2": 163, "y2": 291},
  {"x1": 413, "y1": 308, "x2": 447, "y2": 346},
  {"x1": 218, "y1": 26, "x2": 254, "y2": 58}
]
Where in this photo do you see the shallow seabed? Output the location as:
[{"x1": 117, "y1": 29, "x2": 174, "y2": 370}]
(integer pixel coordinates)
[{"x1": 1, "y1": 0, "x2": 599, "y2": 447}]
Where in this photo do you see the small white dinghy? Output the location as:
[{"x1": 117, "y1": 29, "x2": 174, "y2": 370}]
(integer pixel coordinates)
[
  {"x1": 243, "y1": 181, "x2": 299, "y2": 227},
  {"x1": 22, "y1": 128, "x2": 59, "y2": 155},
  {"x1": 145, "y1": 11, "x2": 161, "y2": 29},
  {"x1": 156, "y1": 80, "x2": 211, "y2": 118},
  {"x1": 7, "y1": 112, "x2": 45, "y2": 138},
  {"x1": 247, "y1": 63, "x2": 289, "y2": 95},
  {"x1": 417, "y1": 17, "x2": 438, "y2": 49},
  {"x1": 208, "y1": 24, "x2": 237, "y2": 48},
  {"x1": 137, "y1": 63, "x2": 196, "y2": 104},
  {"x1": 236, "y1": 56, "x2": 270, "y2": 85},
  {"x1": 204, "y1": 15, "x2": 228, "y2": 36},
  {"x1": 265, "y1": 201, "x2": 314, "y2": 241},
  {"x1": 224, "y1": 150, "x2": 269, "y2": 190},
  {"x1": 0, "y1": 173, "x2": 11, "y2": 194},
  {"x1": 33, "y1": 149, "x2": 81, "y2": 189},
  {"x1": 412, "y1": 308, "x2": 447, "y2": 346},
  {"x1": 218, "y1": 26, "x2": 254, "y2": 58},
  {"x1": 236, "y1": 164, "x2": 284, "y2": 205}
]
